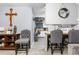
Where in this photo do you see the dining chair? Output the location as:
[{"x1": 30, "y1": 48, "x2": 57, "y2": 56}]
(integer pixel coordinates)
[
  {"x1": 50, "y1": 30, "x2": 63, "y2": 54},
  {"x1": 15, "y1": 29, "x2": 31, "y2": 55}
]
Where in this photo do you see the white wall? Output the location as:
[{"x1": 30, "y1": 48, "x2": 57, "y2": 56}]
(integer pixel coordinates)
[
  {"x1": 0, "y1": 3, "x2": 34, "y2": 47},
  {"x1": 0, "y1": 4, "x2": 32, "y2": 32},
  {"x1": 33, "y1": 8, "x2": 45, "y2": 17},
  {"x1": 31, "y1": 3, "x2": 45, "y2": 17},
  {"x1": 46, "y1": 3, "x2": 78, "y2": 25},
  {"x1": 73, "y1": 4, "x2": 79, "y2": 30}
]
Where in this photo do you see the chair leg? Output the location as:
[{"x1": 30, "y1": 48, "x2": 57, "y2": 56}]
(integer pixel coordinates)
[
  {"x1": 15, "y1": 49, "x2": 17, "y2": 55},
  {"x1": 26, "y1": 45, "x2": 28, "y2": 55},
  {"x1": 21, "y1": 44, "x2": 23, "y2": 49},
  {"x1": 15, "y1": 44, "x2": 19, "y2": 55},
  {"x1": 47, "y1": 41, "x2": 49, "y2": 51},
  {"x1": 60, "y1": 43, "x2": 63, "y2": 55},
  {"x1": 29, "y1": 41, "x2": 30, "y2": 49},
  {"x1": 51, "y1": 45, "x2": 54, "y2": 55}
]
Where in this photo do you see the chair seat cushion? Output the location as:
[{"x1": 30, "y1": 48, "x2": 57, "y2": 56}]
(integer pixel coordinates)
[{"x1": 15, "y1": 38, "x2": 29, "y2": 44}]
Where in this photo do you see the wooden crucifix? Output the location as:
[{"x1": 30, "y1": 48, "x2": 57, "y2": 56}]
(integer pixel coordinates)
[{"x1": 5, "y1": 8, "x2": 17, "y2": 27}]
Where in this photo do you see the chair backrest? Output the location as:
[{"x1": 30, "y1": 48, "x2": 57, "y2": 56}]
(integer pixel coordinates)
[
  {"x1": 50, "y1": 30, "x2": 63, "y2": 43},
  {"x1": 21, "y1": 29, "x2": 30, "y2": 38},
  {"x1": 69, "y1": 30, "x2": 79, "y2": 43}
]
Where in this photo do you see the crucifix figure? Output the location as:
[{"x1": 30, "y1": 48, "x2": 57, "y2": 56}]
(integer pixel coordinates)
[{"x1": 5, "y1": 8, "x2": 17, "y2": 27}]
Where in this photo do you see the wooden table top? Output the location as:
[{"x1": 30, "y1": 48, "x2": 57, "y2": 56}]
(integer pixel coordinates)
[
  {"x1": 0, "y1": 33, "x2": 20, "y2": 36},
  {"x1": 45, "y1": 31, "x2": 68, "y2": 35}
]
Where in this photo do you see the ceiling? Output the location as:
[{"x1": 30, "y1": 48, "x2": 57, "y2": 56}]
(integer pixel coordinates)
[{"x1": 0, "y1": 3, "x2": 79, "y2": 17}]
